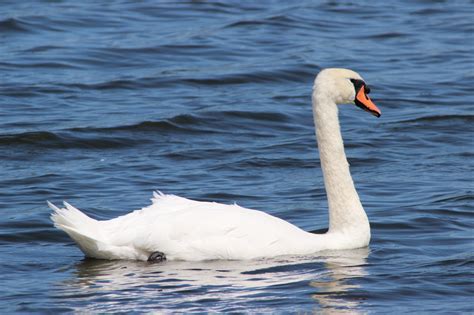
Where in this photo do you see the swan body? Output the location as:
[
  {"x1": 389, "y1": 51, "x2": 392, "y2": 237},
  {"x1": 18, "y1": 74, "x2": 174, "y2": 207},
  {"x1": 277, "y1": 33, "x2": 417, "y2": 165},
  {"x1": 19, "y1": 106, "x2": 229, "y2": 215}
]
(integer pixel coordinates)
[{"x1": 50, "y1": 68, "x2": 381, "y2": 261}]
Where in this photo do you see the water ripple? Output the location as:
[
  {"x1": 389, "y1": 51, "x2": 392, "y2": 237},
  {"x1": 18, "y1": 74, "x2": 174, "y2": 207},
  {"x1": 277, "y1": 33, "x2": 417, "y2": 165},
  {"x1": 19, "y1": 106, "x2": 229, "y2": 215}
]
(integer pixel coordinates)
[{"x1": 0, "y1": 0, "x2": 472, "y2": 313}]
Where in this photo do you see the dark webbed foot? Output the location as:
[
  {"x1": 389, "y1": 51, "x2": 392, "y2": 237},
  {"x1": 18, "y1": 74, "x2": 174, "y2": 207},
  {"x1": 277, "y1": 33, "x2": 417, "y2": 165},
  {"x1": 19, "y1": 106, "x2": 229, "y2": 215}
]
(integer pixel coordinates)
[{"x1": 148, "y1": 251, "x2": 166, "y2": 263}]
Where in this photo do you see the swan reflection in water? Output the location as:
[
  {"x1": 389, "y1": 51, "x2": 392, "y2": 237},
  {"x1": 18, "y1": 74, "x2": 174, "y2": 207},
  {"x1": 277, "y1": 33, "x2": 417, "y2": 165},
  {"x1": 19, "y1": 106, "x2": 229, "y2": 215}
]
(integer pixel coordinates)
[{"x1": 55, "y1": 248, "x2": 369, "y2": 313}]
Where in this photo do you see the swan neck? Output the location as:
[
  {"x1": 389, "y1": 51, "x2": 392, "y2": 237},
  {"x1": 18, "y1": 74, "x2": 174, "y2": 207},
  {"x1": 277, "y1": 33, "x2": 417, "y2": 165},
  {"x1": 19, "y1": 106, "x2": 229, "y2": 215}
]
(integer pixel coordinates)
[{"x1": 312, "y1": 90, "x2": 370, "y2": 235}]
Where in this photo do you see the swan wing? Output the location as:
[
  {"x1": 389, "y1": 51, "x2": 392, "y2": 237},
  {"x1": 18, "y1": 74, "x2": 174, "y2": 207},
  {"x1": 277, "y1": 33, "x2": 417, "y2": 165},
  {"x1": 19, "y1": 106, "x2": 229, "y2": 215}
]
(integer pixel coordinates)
[{"x1": 103, "y1": 192, "x2": 313, "y2": 261}]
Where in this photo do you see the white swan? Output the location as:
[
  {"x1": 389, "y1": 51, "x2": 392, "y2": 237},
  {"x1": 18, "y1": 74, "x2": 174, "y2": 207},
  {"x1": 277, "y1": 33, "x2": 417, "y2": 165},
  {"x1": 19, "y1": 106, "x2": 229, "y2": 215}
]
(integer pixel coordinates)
[{"x1": 50, "y1": 68, "x2": 381, "y2": 262}]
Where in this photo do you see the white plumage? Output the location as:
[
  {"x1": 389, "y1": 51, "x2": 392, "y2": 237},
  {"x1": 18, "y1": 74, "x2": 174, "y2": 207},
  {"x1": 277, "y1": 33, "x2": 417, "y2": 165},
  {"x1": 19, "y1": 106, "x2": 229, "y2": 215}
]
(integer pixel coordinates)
[
  {"x1": 51, "y1": 192, "x2": 357, "y2": 261},
  {"x1": 50, "y1": 68, "x2": 381, "y2": 261}
]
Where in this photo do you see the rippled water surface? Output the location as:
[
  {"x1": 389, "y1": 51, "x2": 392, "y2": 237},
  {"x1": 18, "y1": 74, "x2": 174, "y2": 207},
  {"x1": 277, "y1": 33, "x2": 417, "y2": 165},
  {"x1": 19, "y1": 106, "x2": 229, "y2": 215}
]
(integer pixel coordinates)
[{"x1": 1, "y1": 0, "x2": 473, "y2": 313}]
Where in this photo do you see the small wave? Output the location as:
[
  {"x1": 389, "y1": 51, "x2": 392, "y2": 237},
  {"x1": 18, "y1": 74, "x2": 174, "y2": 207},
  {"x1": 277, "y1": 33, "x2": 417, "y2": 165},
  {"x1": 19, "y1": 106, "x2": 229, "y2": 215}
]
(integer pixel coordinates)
[
  {"x1": 0, "y1": 131, "x2": 139, "y2": 149},
  {"x1": 198, "y1": 192, "x2": 261, "y2": 202},
  {"x1": 219, "y1": 110, "x2": 290, "y2": 122},
  {"x1": 347, "y1": 157, "x2": 391, "y2": 167},
  {"x1": 366, "y1": 32, "x2": 409, "y2": 40},
  {"x1": 64, "y1": 79, "x2": 143, "y2": 91},
  {"x1": 430, "y1": 208, "x2": 472, "y2": 220},
  {"x1": 224, "y1": 15, "x2": 298, "y2": 29},
  {"x1": 22, "y1": 45, "x2": 64, "y2": 53},
  {"x1": 0, "y1": 227, "x2": 63, "y2": 244},
  {"x1": 99, "y1": 114, "x2": 226, "y2": 134},
  {"x1": 0, "y1": 17, "x2": 30, "y2": 33},
  {"x1": 426, "y1": 253, "x2": 473, "y2": 268},
  {"x1": 433, "y1": 193, "x2": 473, "y2": 204},
  {"x1": 0, "y1": 216, "x2": 65, "y2": 244},
  {"x1": 241, "y1": 260, "x2": 320, "y2": 275},
  {"x1": 62, "y1": 76, "x2": 180, "y2": 90},
  {"x1": 387, "y1": 114, "x2": 474, "y2": 133},
  {"x1": 410, "y1": 8, "x2": 444, "y2": 16},
  {"x1": 396, "y1": 114, "x2": 474, "y2": 124},
  {"x1": 0, "y1": 16, "x2": 61, "y2": 34},
  {"x1": 0, "y1": 83, "x2": 76, "y2": 97},
  {"x1": 231, "y1": 157, "x2": 317, "y2": 169},
  {"x1": 105, "y1": 118, "x2": 209, "y2": 134},
  {"x1": 184, "y1": 67, "x2": 315, "y2": 86},
  {"x1": 86, "y1": 111, "x2": 292, "y2": 133},
  {"x1": 0, "y1": 61, "x2": 78, "y2": 70},
  {"x1": 371, "y1": 221, "x2": 417, "y2": 231},
  {"x1": 106, "y1": 44, "x2": 215, "y2": 55}
]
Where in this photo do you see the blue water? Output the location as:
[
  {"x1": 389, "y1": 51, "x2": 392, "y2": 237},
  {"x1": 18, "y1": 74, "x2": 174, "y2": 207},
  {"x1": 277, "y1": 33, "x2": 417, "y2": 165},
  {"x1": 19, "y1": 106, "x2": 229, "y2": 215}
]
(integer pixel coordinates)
[{"x1": 1, "y1": 0, "x2": 473, "y2": 313}]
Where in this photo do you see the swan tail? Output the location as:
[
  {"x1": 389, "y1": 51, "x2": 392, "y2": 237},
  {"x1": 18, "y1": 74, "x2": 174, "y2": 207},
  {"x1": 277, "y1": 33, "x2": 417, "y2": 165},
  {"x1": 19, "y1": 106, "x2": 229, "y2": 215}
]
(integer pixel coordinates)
[{"x1": 49, "y1": 201, "x2": 107, "y2": 258}]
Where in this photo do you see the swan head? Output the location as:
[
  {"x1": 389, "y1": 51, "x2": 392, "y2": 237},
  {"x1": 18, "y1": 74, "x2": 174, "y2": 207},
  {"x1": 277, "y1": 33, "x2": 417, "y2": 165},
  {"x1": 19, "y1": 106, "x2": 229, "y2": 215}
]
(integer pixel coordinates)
[{"x1": 314, "y1": 68, "x2": 381, "y2": 117}]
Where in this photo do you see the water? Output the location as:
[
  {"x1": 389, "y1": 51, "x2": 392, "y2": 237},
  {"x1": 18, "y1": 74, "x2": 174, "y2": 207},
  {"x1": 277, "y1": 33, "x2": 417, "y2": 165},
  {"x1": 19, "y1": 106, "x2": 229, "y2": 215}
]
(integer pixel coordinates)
[{"x1": 1, "y1": 0, "x2": 473, "y2": 313}]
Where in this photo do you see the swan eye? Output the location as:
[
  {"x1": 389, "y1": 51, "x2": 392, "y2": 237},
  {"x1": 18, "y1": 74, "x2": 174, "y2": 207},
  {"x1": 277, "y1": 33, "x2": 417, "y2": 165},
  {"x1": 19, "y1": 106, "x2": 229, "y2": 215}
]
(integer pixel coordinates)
[{"x1": 350, "y1": 78, "x2": 365, "y2": 94}]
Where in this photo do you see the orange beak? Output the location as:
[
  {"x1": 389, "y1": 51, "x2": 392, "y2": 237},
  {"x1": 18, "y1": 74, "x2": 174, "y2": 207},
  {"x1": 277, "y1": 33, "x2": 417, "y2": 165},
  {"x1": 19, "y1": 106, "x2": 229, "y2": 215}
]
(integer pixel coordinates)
[{"x1": 355, "y1": 85, "x2": 381, "y2": 118}]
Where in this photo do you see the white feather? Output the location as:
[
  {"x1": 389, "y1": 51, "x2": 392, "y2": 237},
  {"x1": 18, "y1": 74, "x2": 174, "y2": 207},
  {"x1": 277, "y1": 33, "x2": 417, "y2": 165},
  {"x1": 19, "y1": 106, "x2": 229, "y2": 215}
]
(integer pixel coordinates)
[{"x1": 50, "y1": 193, "x2": 341, "y2": 261}]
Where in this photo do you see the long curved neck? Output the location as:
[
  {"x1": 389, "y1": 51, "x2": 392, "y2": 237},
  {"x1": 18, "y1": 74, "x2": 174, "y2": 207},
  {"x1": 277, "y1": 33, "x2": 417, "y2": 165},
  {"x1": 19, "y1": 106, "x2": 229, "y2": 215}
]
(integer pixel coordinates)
[{"x1": 312, "y1": 89, "x2": 370, "y2": 236}]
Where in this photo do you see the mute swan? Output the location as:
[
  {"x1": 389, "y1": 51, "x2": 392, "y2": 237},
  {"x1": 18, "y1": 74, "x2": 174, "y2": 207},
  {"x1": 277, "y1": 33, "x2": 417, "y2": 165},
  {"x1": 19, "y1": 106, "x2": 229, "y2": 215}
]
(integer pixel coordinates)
[{"x1": 50, "y1": 68, "x2": 381, "y2": 262}]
